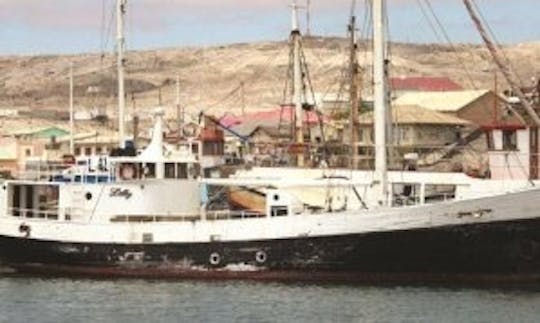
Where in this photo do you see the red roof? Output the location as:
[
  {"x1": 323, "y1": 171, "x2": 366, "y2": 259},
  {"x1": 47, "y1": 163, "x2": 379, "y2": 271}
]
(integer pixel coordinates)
[
  {"x1": 219, "y1": 106, "x2": 324, "y2": 127},
  {"x1": 390, "y1": 77, "x2": 463, "y2": 92}
]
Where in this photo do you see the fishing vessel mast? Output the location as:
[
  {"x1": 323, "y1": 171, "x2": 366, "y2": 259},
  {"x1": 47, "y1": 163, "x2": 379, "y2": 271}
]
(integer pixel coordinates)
[
  {"x1": 348, "y1": 0, "x2": 361, "y2": 168},
  {"x1": 116, "y1": 0, "x2": 127, "y2": 148},
  {"x1": 373, "y1": 0, "x2": 388, "y2": 205},
  {"x1": 291, "y1": 1, "x2": 305, "y2": 167},
  {"x1": 69, "y1": 62, "x2": 74, "y2": 154}
]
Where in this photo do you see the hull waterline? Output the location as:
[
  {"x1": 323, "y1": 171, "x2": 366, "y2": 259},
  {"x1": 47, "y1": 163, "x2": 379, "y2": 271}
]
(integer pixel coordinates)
[{"x1": 2, "y1": 217, "x2": 540, "y2": 284}]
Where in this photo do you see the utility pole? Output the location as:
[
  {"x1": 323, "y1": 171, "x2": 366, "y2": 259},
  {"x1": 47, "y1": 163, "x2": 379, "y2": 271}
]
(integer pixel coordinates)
[
  {"x1": 240, "y1": 81, "x2": 246, "y2": 117},
  {"x1": 69, "y1": 62, "x2": 74, "y2": 155},
  {"x1": 176, "y1": 74, "x2": 184, "y2": 139},
  {"x1": 116, "y1": 0, "x2": 127, "y2": 148}
]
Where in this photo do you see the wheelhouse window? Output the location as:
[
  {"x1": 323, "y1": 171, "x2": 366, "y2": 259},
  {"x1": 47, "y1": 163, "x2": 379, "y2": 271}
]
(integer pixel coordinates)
[
  {"x1": 176, "y1": 163, "x2": 187, "y2": 179},
  {"x1": 165, "y1": 163, "x2": 176, "y2": 179},
  {"x1": 143, "y1": 163, "x2": 156, "y2": 179}
]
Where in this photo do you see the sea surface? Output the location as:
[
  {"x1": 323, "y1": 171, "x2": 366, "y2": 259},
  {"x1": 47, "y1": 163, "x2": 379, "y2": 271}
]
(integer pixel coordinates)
[{"x1": 0, "y1": 276, "x2": 539, "y2": 323}]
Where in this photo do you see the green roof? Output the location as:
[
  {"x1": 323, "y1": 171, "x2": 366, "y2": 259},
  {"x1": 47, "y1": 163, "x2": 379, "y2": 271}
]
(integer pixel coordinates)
[
  {"x1": 11, "y1": 126, "x2": 70, "y2": 139},
  {"x1": 33, "y1": 127, "x2": 70, "y2": 139}
]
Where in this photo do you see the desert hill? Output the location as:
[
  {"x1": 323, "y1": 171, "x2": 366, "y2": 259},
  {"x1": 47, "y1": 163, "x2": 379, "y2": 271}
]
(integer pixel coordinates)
[{"x1": 0, "y1": 36, "x2": 539, "y2": 120}]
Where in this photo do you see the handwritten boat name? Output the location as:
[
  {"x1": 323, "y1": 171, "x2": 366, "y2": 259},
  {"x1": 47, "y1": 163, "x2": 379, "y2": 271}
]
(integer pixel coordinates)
[{"x1": 109, "y1": 187, "x2": 133, "y2": 199}]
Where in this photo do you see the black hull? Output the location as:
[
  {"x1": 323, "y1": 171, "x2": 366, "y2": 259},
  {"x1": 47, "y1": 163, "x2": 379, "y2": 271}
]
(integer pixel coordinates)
[{"x1": 2, "y1": 217, "x2": 540, "y2": 283}]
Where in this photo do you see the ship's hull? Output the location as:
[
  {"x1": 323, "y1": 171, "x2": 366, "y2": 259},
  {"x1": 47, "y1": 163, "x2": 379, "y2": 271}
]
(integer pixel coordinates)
[{"x1": 2, "y1": 217, "x2": 540, "y2": 283}]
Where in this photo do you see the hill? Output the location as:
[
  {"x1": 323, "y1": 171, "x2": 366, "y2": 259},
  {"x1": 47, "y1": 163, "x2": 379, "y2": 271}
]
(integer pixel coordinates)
[{"x1": 0, "y1": 37, "x2": 539, "y2": 119}]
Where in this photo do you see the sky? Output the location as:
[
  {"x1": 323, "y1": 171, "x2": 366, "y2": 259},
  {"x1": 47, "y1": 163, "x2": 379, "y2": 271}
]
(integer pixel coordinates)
[{"x1": 0, "y1": 0, "x2": 538, "y2": 55}]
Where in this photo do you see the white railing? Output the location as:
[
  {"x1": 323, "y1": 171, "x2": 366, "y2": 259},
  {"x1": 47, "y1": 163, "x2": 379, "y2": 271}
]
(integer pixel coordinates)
[{"x1": 15, "y1": 161, "x2": 116, "y2": 183}]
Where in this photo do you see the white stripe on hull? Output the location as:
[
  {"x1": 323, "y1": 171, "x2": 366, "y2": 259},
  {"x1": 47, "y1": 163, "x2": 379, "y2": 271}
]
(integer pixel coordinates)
[{"x1": 0, "y1": 186, "x2": 538, "y2": 244}]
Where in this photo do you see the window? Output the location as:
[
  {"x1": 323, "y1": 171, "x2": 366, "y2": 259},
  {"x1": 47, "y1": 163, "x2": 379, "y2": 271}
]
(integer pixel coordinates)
[
  {"x1": 425, "y1": 184, "x2": 456, "y2": 204},
  {"x1": 165, "y1": 163, "x2": 175, "y2": 179},
  {"x1": 96, "y1": 147, "x2": 103, "y2": 154},
  {"x1": 400, "y1": 127, "x2": 410, "y2": 141},
  {"x1": 74, "y1": 147, "x2": 81, "y2": 156},
  {"x1": 143, "y1": 163, "x2": 156, "y2": 179},
  {"x1": 358, "y1": 129, "x2": 365, "y2": 142},
  {"x1": 188, "y1": 163, "x2": 199, "y2": 179},
  {"x1": 502, "y1": 130, "x2": 517, "y2": 150},
  {"x1": 25, "y1": 148, "x2": 32, "y2": 157},
  {"x1": 84, "y1": 147, "x2": 92, "y2": 156},
  {"x1": 176, "y1": 163, "x2": 187, "y2": 179}
]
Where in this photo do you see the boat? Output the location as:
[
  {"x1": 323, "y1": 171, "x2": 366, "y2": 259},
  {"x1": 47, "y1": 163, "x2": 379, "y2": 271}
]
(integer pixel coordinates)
[{"x1": 1, "y1": 0, "x2": 540, "y2": 283}]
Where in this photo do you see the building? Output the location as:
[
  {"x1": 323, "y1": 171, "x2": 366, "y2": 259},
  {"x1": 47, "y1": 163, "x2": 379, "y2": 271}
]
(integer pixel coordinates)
[
  {"x1": 355, "y1": 105, "x2": 470, "y2": 168},
  {"x1": 0, "y1": 137, "x2": 46, "y2": 177},
  {"x1": 393, "y1": 89, "x2": 515, "y2": 126}
]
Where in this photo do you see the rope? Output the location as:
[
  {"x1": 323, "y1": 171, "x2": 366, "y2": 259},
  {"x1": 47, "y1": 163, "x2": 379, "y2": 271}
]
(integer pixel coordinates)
[
  {"x1": 462, "y1": 0, "x2": 540, "y2": 126},
  {"x1": 420, "y1": 0, "x2": 478, "y2": 89}
]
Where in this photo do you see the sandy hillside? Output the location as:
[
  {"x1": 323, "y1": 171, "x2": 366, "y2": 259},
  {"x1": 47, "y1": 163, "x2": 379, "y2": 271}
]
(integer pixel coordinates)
[{"x1": 0, "y1": 37, "x2": 539, "y2": 120}]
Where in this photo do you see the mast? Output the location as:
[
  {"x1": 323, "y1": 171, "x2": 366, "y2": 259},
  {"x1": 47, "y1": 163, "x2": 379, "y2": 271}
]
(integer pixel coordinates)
[
  {"x1": 348, "y1": 1, "x2": 360, "y2": 168},
  {"x1": 373, "y1": 0, "x2": 388, "y2": 205},
  {"x1": 291, "y1": 1, "x2": 305, "y2": 167},
  {"x1": 69, "y1": 62, "x2": 74, "y2": 155},
  {"x1": 116, "y1": 0, "x2": 127, "y2": 148}
]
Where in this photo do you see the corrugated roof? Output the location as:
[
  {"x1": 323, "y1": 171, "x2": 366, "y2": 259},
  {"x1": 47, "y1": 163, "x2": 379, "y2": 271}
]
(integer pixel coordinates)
[
  {"x1": 358, "y1": 105, "x2": 471, "y2": 126},
  {"x1": 393, "y1": 90, "x2": 490, "y2": 112},
  {"x1": 229, "y1": 119, "x2": 284, "y2": 137},
  {"x1": 0, "y1": 118, "x2": 115, "y2": 138}
]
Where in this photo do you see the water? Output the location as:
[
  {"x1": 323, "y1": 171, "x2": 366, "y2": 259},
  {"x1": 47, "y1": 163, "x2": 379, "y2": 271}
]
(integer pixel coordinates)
[{"x1": 0, "y1": 276, "x2": 539, "y2": 323}]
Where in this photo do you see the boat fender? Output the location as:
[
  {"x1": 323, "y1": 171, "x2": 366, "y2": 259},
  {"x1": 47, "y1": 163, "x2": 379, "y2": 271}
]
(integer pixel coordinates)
[
  {"x1": 255, "y1": 250, "x2": 267, "y2": 264},
  {"x1": 18, "y1": 223, "x2": 31, "y2": 238},
  {"x1": 209, "y1": 252, "x2": 221, "y2": 266}
]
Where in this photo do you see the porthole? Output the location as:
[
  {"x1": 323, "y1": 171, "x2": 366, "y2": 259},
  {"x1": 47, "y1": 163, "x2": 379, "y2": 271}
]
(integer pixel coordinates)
[
  {"x1": 85, "y1": 192, "x2": 93, "y2": 200},
  {"x1": 273, "y1": 194, "x2": 279, "y2": 201},
  {"x1": 255, "y1": 250, "x2": 267, "y2": 264},
  {"x1": 209, "y1": 252, "x2": 221, "y2": 266}
]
